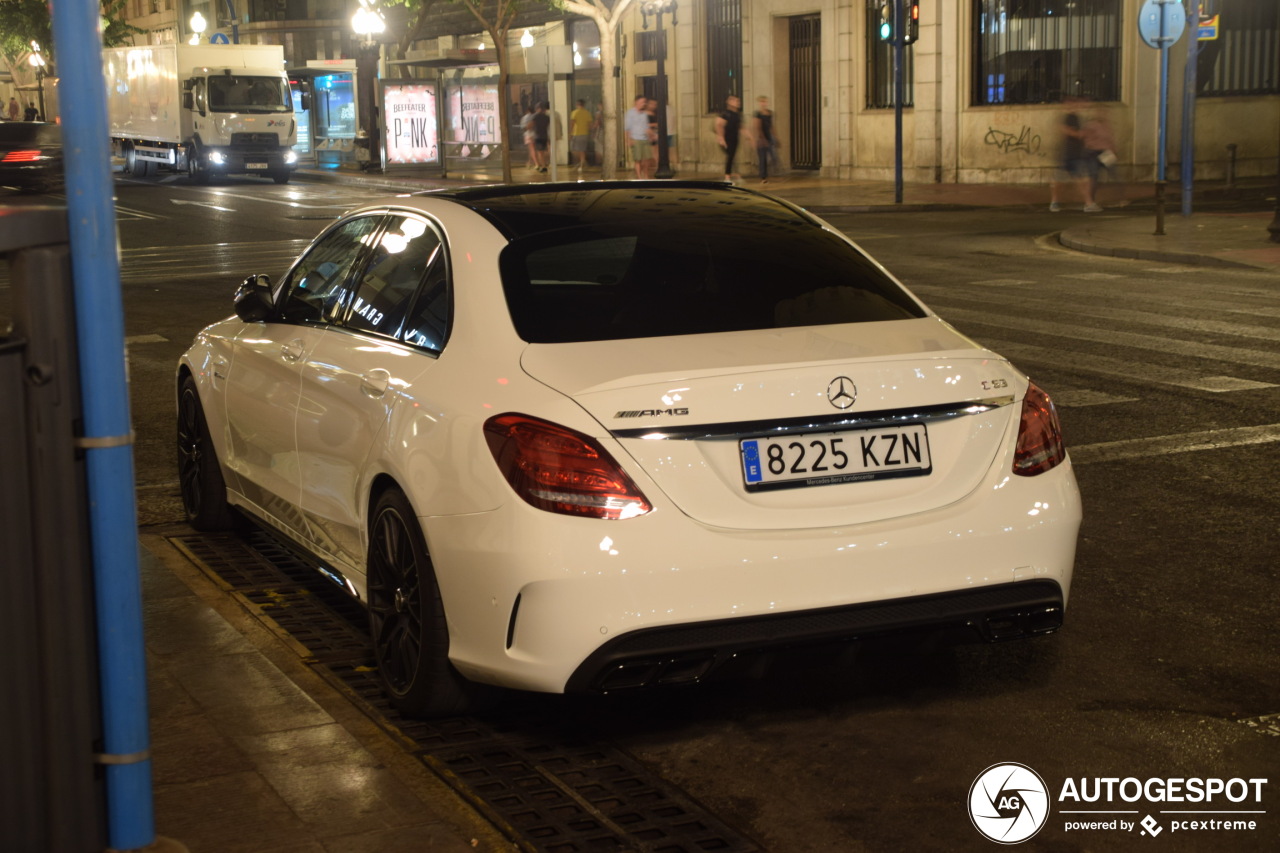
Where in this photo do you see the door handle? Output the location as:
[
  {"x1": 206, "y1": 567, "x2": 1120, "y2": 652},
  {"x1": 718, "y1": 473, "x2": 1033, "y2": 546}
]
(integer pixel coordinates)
[
  {"x1": 360, "y1": 368, "x2": 391, "y2": 398},
  {"x1": 280, "y1": 339, "x2": 305, "y2": 362},
  {"x1": 212, "y1": 357, "x2": 229, "y2": 381}
]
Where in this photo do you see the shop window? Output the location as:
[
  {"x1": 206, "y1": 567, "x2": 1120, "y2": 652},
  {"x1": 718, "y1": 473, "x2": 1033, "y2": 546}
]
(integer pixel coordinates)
[
  {"x1": 972, "y1": 0, "x2": 1121, "y2": 105},
  {"x1": 1197, "y1": 0, "x2": 1279, "y2": 96},
  {"x1": 706, "y1": 0, "x2": 742, "y2": 112}
]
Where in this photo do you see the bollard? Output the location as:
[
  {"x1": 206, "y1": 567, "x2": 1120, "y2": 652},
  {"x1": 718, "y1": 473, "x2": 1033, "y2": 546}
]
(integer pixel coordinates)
[{"x1": 1154, "y1": 180, "x2": 1166, "y2": 236}]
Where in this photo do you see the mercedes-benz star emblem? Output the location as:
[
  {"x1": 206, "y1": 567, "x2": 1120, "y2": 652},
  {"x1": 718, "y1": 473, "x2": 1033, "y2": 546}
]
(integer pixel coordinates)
[{"x1": 827, "y1": 376, "x2": 857, "y2": 410}]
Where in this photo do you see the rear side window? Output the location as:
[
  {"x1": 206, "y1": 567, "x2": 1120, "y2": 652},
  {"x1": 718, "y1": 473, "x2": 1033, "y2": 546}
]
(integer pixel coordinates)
[{"x1": 498, "y1": 211, "x2": 924, "y2": 343}]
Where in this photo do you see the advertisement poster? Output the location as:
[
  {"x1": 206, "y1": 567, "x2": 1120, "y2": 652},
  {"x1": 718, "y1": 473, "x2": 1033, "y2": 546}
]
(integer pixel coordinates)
[{"x1": 382, "y1": 81, "x2": 439, "y2": 166}]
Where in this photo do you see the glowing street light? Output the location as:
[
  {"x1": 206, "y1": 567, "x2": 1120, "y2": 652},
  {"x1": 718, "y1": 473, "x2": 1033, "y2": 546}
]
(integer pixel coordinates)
[{"x1": 189, "y1": 11, "x2": 206, "y2": 45}]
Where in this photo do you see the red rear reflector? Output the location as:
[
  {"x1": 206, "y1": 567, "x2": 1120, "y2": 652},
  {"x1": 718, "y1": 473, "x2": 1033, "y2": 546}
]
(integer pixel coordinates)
[
  {"x1": 484, "y1": 413, "x2": 652, "y2": 520},
  {"x1": 1013, "y1": 382, "x2": 1067, "y2": 476},
  {"x1": 2, "y1": 150, "x2": 42, "y2": 163}
]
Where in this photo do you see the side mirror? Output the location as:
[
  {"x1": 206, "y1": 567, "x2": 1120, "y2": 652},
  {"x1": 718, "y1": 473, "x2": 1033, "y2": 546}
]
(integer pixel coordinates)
[
  {"x1": 182, "y1": 92, "x2": 193, "y2": 111},
  {"x1": 300, "y1": 92, "x2": 312, "y2": 111},
  {"x1": 234, "y1": 274, "x2": 274, "y2": 322}
]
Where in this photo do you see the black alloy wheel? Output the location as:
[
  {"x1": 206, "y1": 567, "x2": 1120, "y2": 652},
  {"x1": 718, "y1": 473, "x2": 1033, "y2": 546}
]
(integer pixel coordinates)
[
  {"x1": 366, "y1": 488, "x2": 481, "y2": 717},
  {"x1": 176, "y1": 375, "x2": 234, "y2": 531}
]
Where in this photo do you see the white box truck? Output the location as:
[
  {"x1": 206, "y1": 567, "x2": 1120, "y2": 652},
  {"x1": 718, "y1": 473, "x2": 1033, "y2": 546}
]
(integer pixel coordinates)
[{"x1": 104, "y1": 44, "x2": 299, "y2": 184}]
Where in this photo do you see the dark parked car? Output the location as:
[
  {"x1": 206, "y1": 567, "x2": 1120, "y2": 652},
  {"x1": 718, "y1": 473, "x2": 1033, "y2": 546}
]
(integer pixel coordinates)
[{"x1": 0, "y1": 121, "x2": 63, "y2": 193}]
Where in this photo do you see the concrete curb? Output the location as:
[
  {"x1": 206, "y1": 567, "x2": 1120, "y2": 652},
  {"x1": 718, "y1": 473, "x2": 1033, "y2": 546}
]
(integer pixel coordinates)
[{"x1": 1057, "y1": 231, "x2": 1264, "y2": 271}]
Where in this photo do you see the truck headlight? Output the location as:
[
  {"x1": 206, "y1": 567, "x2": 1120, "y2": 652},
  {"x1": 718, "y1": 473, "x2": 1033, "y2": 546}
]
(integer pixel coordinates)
[
  {"x1": 208, "y1": 150, "x2": 227, "y2": 166},
  {"x1": 285, "y1": 150, "x2": 298, "y2": 165}
]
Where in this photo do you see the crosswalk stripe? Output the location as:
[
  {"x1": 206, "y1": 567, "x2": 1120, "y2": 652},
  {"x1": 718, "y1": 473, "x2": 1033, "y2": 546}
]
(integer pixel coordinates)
[
  {"x1": 939, "y1": 306, "x2": 1280, "y2": 370},
  {"x1": 1071, "y1": 424, "x2": 1280, "y2": 465},
  {"x1": 978, "y1": 338, "x2": 1275, "y2": 393},
  {"x1": 913, "y1": 289, "x2": 1280, "y2": 344}
]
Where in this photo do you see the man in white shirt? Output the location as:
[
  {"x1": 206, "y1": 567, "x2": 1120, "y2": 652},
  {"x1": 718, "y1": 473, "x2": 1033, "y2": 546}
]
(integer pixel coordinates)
[{"x1": 624, "y1": 95, "x2": 653, "y2": 179}]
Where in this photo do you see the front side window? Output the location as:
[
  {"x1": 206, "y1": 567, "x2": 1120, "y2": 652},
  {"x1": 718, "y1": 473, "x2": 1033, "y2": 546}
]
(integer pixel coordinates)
[
  {"x1": 972, "y1": 0, "x2": 1121, "y2": 105},
  {"x1": 278, "y1": 216, "x2": 383, "y2": 326},
  {"x1": 344, "y1": 215, "x2": 444, "y2": 341}
]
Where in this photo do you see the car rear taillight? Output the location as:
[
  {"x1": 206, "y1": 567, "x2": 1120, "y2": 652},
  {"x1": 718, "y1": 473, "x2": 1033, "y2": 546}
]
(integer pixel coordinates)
[
  {"x1": 1013, "y1": 382, "x2": 1067, "y2": 476},
  {"x1": 2, "y1": 150, "x2": 43, "y2": 163},
  {"x1": 484, "y1": 413, "x2": 652, "y2": 520}
]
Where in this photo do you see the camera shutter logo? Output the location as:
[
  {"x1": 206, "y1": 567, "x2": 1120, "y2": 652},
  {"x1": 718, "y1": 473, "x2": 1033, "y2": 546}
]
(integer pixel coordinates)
[{"x1": 968, "y1": 763, "x2": 1050, "y2": 844}]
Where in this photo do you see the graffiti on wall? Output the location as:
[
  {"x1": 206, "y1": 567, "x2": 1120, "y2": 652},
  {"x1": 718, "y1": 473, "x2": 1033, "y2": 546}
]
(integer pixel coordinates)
[{"x1": 984, "y1": 126, "x2": 1042, "y2": 156}]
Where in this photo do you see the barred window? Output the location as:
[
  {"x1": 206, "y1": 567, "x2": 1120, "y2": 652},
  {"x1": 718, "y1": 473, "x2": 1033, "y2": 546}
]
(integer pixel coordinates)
[
  {"x1": 706, "y1": 0, "x2": 742, "y2": 113},
  {"x1": 866, "y1": 9, "x2": 915, "y2": 109},
  {"x1": 636, "y1": 30, "x2": 666, "y2": 63},
  {"x1": 1197, "y1": 0, "x2": 1279, "y2": 96},
  {"x1": 972, "y1": 0, "x2": 1121, "y2": 105}
]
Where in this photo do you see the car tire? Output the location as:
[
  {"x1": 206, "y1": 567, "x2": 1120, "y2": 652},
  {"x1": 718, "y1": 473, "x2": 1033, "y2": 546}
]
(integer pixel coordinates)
[
  {"x1": 176, "y1": 375, "x2": 235, "y2": 531},
  {"x1": 367, "y1": 488, "x2": 486, "y2": 717},
  {"x1": 270, "y1": 170, "x2": 291, "y2": 185}
]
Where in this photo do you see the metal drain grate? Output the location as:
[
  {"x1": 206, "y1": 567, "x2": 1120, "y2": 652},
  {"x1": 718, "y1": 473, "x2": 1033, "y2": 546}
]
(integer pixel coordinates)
[{"x1": 170, "y1": 529, "x2": 763, "y2": 853}]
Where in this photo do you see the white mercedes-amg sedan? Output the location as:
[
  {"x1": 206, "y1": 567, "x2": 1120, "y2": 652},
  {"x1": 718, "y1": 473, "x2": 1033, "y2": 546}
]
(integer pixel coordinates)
[{"x1": 177, "y1": 182, "x2": 1081, "y2": 716}]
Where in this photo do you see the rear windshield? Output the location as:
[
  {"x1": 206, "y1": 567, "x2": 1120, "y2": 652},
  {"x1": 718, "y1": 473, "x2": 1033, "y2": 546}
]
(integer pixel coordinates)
[{"x1": 496, "y1": 195, "x2": 925, "y2": 343}]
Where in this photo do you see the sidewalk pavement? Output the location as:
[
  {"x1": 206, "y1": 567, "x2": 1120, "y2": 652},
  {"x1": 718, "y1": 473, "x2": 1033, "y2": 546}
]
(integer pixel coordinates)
[
  {"x1": 138, "y1": 163, "x2": 1277, "y2": 853},
  {"x1": 293, "y1": 162, "x2": 1280, "y2": 274}
]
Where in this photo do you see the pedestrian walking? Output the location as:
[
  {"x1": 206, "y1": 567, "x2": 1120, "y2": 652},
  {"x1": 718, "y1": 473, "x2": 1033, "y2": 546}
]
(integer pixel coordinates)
[
  {"x1": 1082, "y1": 106, "x2": 1117, "y2": 208},
  {"x1": 569, "y1": 98, "x2": 592, "y2": 172},
  {"x1": 8, "y1": 97, "x2": 19, "y2": 121},
  {"x1": 625, "y1": 95, "x2": 653, "y2": 179},
  {"x1": 531, "y1": 102, "x2": 551, "y2": 173},
  {"x1": 715, "y1": 95, "x2": 750, "y2": 183},
  {"x1": 520, "y1": 105, "x2": 538, "y2": 169},
  {"x1": 1049, "y1": 96, "x2": 1100, "y2": 213},
  {"x1": 23, "y1": 102, "x2": 39, "y2": 122},
  {"x1": 752, "y1": 96, "x2": 777, "y2": 183}
]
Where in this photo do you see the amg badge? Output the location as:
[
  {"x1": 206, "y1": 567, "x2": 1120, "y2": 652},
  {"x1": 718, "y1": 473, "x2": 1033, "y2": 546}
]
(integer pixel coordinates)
[{"x1": 614, "y1": 408, "x2": 690, "y2": 418}]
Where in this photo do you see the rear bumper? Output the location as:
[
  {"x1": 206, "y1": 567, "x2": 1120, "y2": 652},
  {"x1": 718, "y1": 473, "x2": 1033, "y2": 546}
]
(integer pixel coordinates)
[{"x1": 565, "y1": 579, "x2": 1064, "y2": 692}]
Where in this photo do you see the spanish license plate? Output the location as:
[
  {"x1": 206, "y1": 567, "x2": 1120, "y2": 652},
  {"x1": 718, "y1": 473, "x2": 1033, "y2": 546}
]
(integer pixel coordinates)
[
  {"x1": 739, "y1": 424, "x2": 932, "y2": 491},
  {"x1": 247, "y1": 162, "x2": 268, "y2": 169}
]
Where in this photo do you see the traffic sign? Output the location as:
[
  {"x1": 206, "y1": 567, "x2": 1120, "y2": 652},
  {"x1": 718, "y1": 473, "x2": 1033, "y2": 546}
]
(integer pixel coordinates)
[
  {"x1": 1138, "y1": 0, "x2": 1185, "y2": 49},
  {"x1": 210, "y1": 32, "x2": 230, "y2": 45},
  {"x1": 1197, "y1": 15, "x2": 1219, "y2": 40}
]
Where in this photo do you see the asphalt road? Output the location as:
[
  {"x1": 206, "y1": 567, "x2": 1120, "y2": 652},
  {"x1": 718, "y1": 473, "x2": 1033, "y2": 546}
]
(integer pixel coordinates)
[{"x1": 62, "y1": 175, "x2": 1280, "y2": 851}]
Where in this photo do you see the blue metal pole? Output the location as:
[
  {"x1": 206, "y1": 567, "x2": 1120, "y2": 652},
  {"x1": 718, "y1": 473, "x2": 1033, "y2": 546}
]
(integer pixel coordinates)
[
  {"x1": 1158, "y1": 43, "x2": 1169, "y2": 180},
  {"x1": 1181, "y1": 2, "x2": 1198, "y2": 216},
  {"x1": 49, "y1": 2, "x2": 155, "y2": 850}
]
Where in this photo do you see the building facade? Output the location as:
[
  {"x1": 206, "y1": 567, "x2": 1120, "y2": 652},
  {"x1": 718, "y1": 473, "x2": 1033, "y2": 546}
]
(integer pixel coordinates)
[{"x1": 121, "y1": 0, "x2": 1278, "y2": 185}]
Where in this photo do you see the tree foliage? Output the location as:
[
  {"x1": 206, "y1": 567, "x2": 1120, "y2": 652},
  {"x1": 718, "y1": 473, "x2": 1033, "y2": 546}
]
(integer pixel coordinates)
[{"x1": 0, "y1": 0, "x2": 140, "y2": 66}]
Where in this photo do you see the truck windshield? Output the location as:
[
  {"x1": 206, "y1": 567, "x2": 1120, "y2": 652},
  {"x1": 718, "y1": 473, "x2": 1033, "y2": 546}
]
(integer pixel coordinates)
[{"x1": 207, "y1": 76, "x2": 291, "y2": 113}]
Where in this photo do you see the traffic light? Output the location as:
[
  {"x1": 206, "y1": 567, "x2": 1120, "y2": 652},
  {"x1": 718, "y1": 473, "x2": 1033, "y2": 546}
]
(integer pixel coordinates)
[
  {"x1": 904, "y1": 2, "x2": 920, "y2": 45},
  {"x1": 878, "y1": 2, "x2": 919, "y2": 45}
]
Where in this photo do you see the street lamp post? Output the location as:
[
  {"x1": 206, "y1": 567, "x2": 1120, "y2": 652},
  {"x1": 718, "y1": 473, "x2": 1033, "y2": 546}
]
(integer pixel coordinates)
[
  {"x1": 28, "y1": 44, "x2": 46, "y2": 121},
  {"x1": 352, "y1": 1, "x2": 386, "y2": 172},
  {"x1": 189, "y1": 12, "x2": 206, "y2": 44},
  {"x1": 641, "y1": 0, "x2": 677, "y2": 179}
]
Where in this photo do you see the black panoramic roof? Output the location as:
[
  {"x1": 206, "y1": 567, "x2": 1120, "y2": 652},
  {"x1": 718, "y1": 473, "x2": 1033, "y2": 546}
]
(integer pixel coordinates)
[{"x1": 423, "y1": 180, "x2": 819, "y2": 241}]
